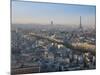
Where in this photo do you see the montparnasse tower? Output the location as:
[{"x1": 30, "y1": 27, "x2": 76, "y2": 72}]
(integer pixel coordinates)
[{"x1": 51, "y1": 20, "x2": 53, "y2": 25}]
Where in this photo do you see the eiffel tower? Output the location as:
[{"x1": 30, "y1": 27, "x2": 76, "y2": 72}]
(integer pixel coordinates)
[{"x1": 79, "y1": 16, "x2": 83, "y2": 32}]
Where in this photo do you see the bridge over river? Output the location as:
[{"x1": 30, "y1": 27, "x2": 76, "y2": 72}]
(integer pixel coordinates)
[{"x1": 28, "y1": 32, "x2": 96, "y2": 55}]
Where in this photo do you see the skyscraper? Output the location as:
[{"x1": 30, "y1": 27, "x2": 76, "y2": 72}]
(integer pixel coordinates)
[{"x1": 51, "y1": 20, "x2": 53, "y2": 25}]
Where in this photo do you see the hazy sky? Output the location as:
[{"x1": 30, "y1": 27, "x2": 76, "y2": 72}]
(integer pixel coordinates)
[{"x1": 12, "y1": 1, "x2": 96, "y2": 27}]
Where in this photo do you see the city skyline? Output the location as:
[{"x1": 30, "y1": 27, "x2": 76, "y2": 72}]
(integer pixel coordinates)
[
  {"x1": 12, "y1": 1, "x2": 96, "y2": 28},
  {"x1": 11, "y1": 1, "x2": 96, "y2": 74}
]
